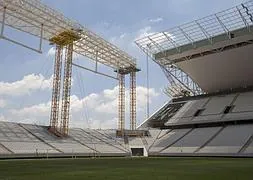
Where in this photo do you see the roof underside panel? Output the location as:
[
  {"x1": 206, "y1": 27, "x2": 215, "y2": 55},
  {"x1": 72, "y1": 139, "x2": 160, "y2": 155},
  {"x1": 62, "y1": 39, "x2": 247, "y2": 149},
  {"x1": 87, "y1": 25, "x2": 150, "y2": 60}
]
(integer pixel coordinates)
[
  {"x1": 0, "y1": 0, "x2": 136, "y2": 69},
  {"x1": 177, "y1": 43, "x2": 253, "y2": 93}
]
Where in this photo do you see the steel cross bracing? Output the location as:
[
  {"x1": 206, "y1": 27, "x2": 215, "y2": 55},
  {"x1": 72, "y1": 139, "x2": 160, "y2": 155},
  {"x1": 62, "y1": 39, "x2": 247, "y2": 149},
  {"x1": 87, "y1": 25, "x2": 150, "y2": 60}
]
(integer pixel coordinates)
[
  {"x1": 118, "y1": 74, "x2": 125, "y2": 131},
  {"x1": 161, "y1": 65, "x2": 203, "y2": 97},
  {"x1": 49, "y1": 45, "x2": 63, "y2": 131},
  {"x1": 136, "y1": 0, "x2": 253, "y2": 97},
  {"x1": 0, "y1": 0, "x2": 136, "y2": 69},
  {"x1": 130, "y1": 71, "x2": 136, "y2": 130},
  {"x1": 60, "y1": 43, "x2": 73, "y2": 136}
]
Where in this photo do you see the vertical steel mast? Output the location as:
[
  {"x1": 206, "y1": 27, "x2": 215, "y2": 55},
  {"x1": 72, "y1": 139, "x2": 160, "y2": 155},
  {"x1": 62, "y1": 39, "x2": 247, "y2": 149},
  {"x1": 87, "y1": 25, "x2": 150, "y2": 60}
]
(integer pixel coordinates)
[
  {"x1": 130, "y1": 71, "x2": 136, "y2": 130},
  {"x1": 60, "y1": 43, "x2": 74, "y2": 135},
  {"x1": 49, "y1": 31, "x2": 81, "y2": 136},
  {"x1": 49, "y1": 45, "x2": 63, "y2": 132},
  {"x1": 117, "y1": 67, "x2": 139, "y2": 136},
  {"x1": 118, "y1": 73, "x2": 125, "y2": 131}
]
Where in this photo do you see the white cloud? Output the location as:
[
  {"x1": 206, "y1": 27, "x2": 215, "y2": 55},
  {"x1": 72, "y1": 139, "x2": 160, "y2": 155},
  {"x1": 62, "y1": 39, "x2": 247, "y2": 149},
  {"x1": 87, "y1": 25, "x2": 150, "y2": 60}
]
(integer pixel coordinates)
[
  {"x1": 135, "y1": 26, "x2": 175, "y2": 53},
  {"x1": 47, "y1": 47, "x2": 56, "y2": 57},
  {"x1": 0, "y1": 115, "x2": 7, "y2": 122},
  {"x1": 47, "y1": 47, "x2": 81, "y2": 60},
  {"x1": 0, "y1": 99, "x2": 7, "y2": 108},
  {"x1": 136, "y1": 86, "x2": 159, "y2": 111},
  {"x1": 7, "y1": 86, "x2": 159, "y2": 129},
  {"x1": 0, "y1": 74, "x2": 52, "y2": 96},
  {"x1": 135, "y1": 26, "x2": 156, "y2": 40},
  {"x1": 149, "y1": 17, "x2": 163, "y2": 23},
  {"x1": 95, "y1": 86, "x2": 159, "y2": 114},
  {"x1": 110, "y1": 26, "x2": 159, "y2": 55},
  {"x1": 11, "y1": 101, "x2": 51, "y2": 117},
  {"x1": 119, "y1": 33, "x2": 126, "y2": 39}
]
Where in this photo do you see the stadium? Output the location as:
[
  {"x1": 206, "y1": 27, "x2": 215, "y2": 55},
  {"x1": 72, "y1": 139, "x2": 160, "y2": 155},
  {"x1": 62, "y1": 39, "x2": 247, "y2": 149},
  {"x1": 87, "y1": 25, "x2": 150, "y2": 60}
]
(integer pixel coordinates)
[{"x1": 0, "y1": 0, "x2": 253, "y2": 179}]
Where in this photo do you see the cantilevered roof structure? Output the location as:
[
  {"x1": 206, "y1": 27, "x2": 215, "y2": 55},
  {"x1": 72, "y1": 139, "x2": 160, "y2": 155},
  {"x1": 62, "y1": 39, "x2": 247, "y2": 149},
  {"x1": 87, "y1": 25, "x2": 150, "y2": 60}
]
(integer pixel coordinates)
[
  {"x1": 136, "y1": 1, "x2": 253, "y2": 97},
  {"x1": 0, "y1": 0, "x2": 136, "y2": 70}
]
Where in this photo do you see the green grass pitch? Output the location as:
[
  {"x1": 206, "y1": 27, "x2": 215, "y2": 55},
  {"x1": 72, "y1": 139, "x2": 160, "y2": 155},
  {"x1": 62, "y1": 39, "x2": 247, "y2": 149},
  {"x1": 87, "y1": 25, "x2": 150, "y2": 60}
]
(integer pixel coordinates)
[{"x1": 0, "y1": 157, "x2": 253, "y2": 180}]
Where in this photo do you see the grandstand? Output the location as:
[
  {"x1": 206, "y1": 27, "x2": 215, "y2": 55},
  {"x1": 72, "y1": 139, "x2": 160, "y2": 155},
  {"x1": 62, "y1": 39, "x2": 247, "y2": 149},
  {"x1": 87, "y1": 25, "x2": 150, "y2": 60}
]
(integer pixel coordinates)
[
  {"x1": 135, "y1": 0, "x2": 253, "y2": 158},
  {"x1": 0, "y1": 0, "x2": 253, "y2": 160},
  {"x1": 0, "y1": 121, "x2": 131, "y2": 158},
  {"x1": 1, "y1": 88, "x2": 253, "y2": 158}
]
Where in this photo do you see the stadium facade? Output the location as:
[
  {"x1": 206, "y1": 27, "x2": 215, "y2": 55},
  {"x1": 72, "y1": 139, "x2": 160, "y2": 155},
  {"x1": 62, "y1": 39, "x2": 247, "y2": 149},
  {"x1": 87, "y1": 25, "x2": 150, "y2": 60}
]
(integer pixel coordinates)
[{"x1": 1, "y1": 0, "x2": 253, "y2": 158}]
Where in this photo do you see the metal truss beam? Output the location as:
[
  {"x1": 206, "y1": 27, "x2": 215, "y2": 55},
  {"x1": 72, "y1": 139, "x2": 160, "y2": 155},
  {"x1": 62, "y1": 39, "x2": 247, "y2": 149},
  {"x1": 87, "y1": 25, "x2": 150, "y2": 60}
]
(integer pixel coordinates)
[
  {"x1": 136, "y1": 1, "x2": 253, "y2": 56},
  {"x1": 178, "y1": 27, "x2": 195, "y2": 48},
  {"x1": 236, "y1": 6, "x2": 250, "y2": 32},
  {"x1": 161, "y1": 65, "x2": 203, "y2": 97},
  {"x1": 195, "y1": 20, "x2": 213, "y2": 44},
  {"x1": 0, "y1": 6, "x2": 6, "y2": 36},
  {"x1": 72, "y1": 63, "x2": 118, "y2": 80},
  {"x1": 215, "y1": 14, "x2": 231, "y2": 39},
  {"x1": 60, "y1": 43, "x2": 74, "y2": 136},
  {"x1": 136, "y1": 1, "x2": 253, "y2": 98},
  {"x1": 130, "y1": 71, "x2": 136, "y2": 130},
  {"x1": 118, "y1": 74, "x2": 125, "y2": 131},
  {"x1": 162, "y1": 32, "x2": 181, "y2": 53},
  {"x1": 0, "y1": 0, "x2": 139, "y2": 135},
  {"x1": 0, "y1": 0, "x2": 136, "y2": 70},
  {"x1": 49, "y1": 45, "x2": 63, "y2": 132}
]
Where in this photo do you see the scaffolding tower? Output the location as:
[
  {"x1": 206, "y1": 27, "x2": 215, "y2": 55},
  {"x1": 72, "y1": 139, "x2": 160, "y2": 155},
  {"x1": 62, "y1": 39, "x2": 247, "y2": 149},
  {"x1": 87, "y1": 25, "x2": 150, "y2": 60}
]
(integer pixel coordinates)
[
  {"x1": 116, "y1": 67, "x2": 140, "y2": 136},
  {"x1": 130, "y1": 71, "x2": 136, "y2": 130},
  {"x1": 49, "y1": 30, "x2": 80, "y2": 136},
  {"x1": 118, "y1": 73, "x2": 125, "y2": 131},
  {"x1": 0, "y1": 0, "x2": 138, "y2": 136},
  {"x1": 49, "y1": 45, "x2": 63, "y2": 132}
]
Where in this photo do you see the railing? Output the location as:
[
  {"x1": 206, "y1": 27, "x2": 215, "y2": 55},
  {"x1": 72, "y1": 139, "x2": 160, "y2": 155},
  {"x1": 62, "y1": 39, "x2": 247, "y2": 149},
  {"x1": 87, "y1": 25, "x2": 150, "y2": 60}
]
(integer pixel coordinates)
[
  {"x1": 135, "y1": 1, "x2": 253, "y2": 98},
  {"x1": 136, "y1": 1, "x2": 253, "y2": 55}
]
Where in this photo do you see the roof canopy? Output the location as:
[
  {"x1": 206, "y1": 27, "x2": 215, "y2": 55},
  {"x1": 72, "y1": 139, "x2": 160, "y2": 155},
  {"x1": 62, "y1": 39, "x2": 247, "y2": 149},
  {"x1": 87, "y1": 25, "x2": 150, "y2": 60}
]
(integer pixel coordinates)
[
  {"x1": 0, "y1": 0, "x2": 136, "y2": 70},
  {"x1": 136, "y1": 1, "x2": 253, "y2": 95},
  {"x1": 136, "y1": 1, "x2": 253, "y2": 58}
]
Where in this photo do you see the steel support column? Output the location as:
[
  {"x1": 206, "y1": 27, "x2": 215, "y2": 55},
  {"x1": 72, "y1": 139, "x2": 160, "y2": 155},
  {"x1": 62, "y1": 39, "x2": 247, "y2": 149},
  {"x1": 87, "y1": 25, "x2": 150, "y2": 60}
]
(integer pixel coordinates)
[
  {"x1": 118, "y1": 74, "x2": 125, "y2": 131},
  {"x1": 39, "y1": 24, "x2": 44, "y2": 52},
  {"x1": 1, "y1": 6, "x2": 6, "y2": 37},
  {"x1": 60, "y1": 43, "x2": 74, "y2": 136},
  {"x1": 50, "y1": 45, "x2": 63, "y2": 131},
  {"x1": 130, "y1": 71, "x2": 136, "y2": 130}
]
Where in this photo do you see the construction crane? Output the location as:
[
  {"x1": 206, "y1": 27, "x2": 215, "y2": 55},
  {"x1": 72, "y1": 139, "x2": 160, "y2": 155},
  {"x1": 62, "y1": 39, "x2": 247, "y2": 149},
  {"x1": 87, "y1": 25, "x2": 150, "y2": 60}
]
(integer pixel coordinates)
[{"x1": 0, "y1": 0, "x2": 139, "y2": 136}]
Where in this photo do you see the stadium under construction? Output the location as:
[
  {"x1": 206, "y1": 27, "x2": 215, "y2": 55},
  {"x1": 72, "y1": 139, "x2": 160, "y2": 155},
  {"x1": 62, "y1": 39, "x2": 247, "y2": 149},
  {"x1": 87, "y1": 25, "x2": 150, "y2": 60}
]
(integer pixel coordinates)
[{"x1": 0, "y1": 0, "x2": 253, "y2": 159}]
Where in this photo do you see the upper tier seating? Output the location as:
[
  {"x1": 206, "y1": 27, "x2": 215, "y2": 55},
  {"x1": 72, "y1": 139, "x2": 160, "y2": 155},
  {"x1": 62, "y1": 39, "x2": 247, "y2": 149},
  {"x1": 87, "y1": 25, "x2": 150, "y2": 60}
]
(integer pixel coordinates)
[{"x1": 164, "y1": 91, "x2": 253, "y2": 126}]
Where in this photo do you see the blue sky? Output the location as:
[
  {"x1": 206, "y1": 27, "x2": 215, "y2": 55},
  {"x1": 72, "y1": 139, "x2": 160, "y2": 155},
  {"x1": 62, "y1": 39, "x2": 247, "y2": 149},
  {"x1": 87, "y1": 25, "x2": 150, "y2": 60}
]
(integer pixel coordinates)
[{"x1": 0, "y1": 0, "x2": 244, "y2": 129}]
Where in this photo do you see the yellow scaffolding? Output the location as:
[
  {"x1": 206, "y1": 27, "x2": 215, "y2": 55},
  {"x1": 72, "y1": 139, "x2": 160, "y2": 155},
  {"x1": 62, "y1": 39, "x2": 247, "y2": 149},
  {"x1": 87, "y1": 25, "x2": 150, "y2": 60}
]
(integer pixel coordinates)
[{"x1": 49, "y1": 30, "x2": 80, "y2": 136}]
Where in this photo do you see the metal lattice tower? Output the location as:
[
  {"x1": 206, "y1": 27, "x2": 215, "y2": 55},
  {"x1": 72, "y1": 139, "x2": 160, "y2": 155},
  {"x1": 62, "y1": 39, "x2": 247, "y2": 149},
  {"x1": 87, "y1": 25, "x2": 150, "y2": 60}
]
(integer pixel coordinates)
[
  {"x1": 60, "y1": 43, "x2": 73, "y2": 136},
  {"x1": 118, "y1": 74, "x2": 125, "y2": 131},
  {"x1": 116, "y1": 67, "x2": 139, "y2": 134},
  {"x1": 49, "y1": 31, "x2": 80, "y2": 136},
  {"x1": 0, "y1": 0, "x2": 138, "y2": 135},
  {"x1": 130, "y1": 71, "x2": 136, "y2": 130},
  {"x1": 49, "y1": 45, "x2": 63, "y2": 131}
]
